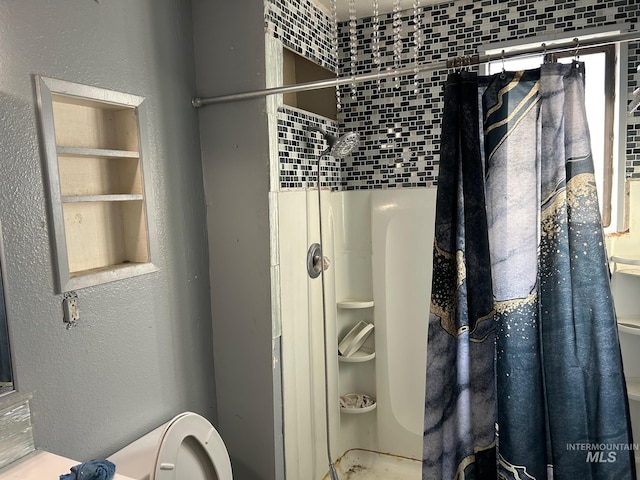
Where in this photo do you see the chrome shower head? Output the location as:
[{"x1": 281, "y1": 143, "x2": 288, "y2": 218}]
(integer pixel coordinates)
[{"x1": 309, "y1": 126, "x2": 359, "y2": 159}]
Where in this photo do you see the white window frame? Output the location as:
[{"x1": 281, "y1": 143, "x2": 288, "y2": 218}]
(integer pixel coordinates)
[{"x1": 479, "y1": 25, "x2": 631, "y2": 233}]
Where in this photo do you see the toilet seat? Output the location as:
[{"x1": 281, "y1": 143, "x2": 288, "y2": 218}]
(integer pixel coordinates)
[{"x1": 152, "y1": 412, "x2": 232, "y2": 480}]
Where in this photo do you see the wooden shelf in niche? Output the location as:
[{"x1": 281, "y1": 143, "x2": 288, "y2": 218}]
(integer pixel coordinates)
[
  {"x1": 51, "y1": 95, "x2": 140, "y2": 151},
  {"x1": 36, "y1": 76, "x2": 157, "y2": 292},
  {"x1": 62, "y1": 199, "x2": 150, "y2": 277}
]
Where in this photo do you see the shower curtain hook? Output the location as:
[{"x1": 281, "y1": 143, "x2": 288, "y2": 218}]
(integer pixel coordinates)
[
  {"x1": 500, "y1": 50, "x2": 506, "y2": 79},
  {"x1": 541, "y1": 43, "x2": 548, "y2": 63},
  {"x1": 573, "y1": 37, "x2": 580, "y2": 61}
]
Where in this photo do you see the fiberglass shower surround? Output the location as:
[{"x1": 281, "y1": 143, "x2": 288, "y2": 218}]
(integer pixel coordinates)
[{"x1": 308, "y1": 125, "x2": 360, "y2": 480}]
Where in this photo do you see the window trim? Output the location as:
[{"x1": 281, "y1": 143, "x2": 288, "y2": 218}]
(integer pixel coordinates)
[
  {"x1": 479, "y1": 25, "x2": 631, "y2": 233},
  {"x1": 549, "y1": 44, "x2": 616, "y2": 228}
]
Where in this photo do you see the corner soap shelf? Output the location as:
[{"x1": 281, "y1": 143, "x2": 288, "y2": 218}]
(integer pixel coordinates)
[
  {"x1": 627, "y1": 378, "x2": 640, "y2": 402},
  {"x1": 339, "y1": 393, "x2": 377, "y2": 414},
  {"x1": 339, "y1": 347, "x2": 375, "y2": 363},
  {"x1": 340, "y1": 403, "x2": 377, "y2": 414},
  {"x1": 618, "y1": 316, "x2": 640, "y2": 336},
  {"x1": 337, "y1": 299, "x2": 374, "y2": 309},
  {"x1": 611, "y1": 256, "x2": 640, "y2": 276},
  {"x1": 613, "y1": 278, "x2": 640, "y2": 403}
]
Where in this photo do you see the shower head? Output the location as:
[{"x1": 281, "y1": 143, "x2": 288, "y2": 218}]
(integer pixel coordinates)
[{"x1": 309, "y1": 126, "x2": 359, "y2": 159}]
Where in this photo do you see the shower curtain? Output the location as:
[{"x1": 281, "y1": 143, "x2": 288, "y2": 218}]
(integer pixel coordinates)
[{"x1": 423, "y1": 63, "x2": 636, "y2": 479}]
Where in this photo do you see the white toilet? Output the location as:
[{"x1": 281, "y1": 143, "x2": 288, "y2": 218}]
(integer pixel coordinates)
[{"x1": 108, "y1": 411, "x2": 232, "y2": 480}]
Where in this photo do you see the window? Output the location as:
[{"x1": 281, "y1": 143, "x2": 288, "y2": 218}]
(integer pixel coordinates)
[{"x1": 482, "y1": 29, "x2": 628, "y2": 234}]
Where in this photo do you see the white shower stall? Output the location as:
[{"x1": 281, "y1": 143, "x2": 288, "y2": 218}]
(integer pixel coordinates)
[
  {"x1": 608, "y1": 182, "x2": 640, "y2": 472},
  {"x1": 276, "y1": 187, "x2": 436, "y2": 479}
]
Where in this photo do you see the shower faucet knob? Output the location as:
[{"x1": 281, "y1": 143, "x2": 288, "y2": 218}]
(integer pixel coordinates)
[{"x1": 307, "y1": 243, "x2": 330, "y2": 278}]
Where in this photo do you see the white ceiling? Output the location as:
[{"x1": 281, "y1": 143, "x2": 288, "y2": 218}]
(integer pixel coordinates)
[{"x1": 314, "y1": 0, "x2": 443, "y2": 21}]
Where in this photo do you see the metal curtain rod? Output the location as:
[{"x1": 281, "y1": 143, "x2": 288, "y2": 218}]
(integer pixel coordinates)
[{"x1": 191, "y1": 30, "x2": 640, "y2": 108}]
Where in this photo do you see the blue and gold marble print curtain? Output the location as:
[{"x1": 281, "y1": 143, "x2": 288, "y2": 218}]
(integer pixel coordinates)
[{"x1": 423, "y1": 63, "x2": 636, "y2": 480}]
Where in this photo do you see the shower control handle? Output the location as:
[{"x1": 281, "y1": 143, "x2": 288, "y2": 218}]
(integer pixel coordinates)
[{"x1": 307, "y1": 243, "x2": 329, "y2": 278}]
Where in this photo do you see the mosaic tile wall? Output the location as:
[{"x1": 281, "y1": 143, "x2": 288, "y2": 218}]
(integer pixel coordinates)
[
  {"x1": 265, "y1": 0, "x2": 343, "y2": 189},
  {"x1": 265, "y1": 0, "x2": 336, "y2": 72},
  {"x1": 278, "y1": 107, "x2": 341, "y2": 189},
  {"x1": 266, "y1": 0, "x2": 640, "y2": 190},
  {"x1": 337, "y1": 0, "x2": 640, "y2": 189},
  {"x1": 627, "y1": 40, "x2": 640, "y2": 179}
]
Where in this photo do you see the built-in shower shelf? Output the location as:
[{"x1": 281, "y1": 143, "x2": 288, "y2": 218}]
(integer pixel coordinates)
[
  {"x1": 339, "y1": 393, "x2": 377, "y2": 414},
  {"x1": 340, "y1": 403, "x2": 378, "y2": 415},
  {"x1": 337, "y1": 300, "x2": 374, "y2": 309},
  {"x1": 626, "y1": 378, "x2": 640, "y2": 402},
  {"x1": 338, "y1": 347, "x2": 375, "y2": 363},
  {"x1": 611, "y1": 256, "x2": 640, "y2": 276},
  {"x1": 618, "y1": 317, "x2": 640, "y2": 335},
  {"x1": 340, "y1": 393, "x2": 377, "y2": 414},
  {"x1": 340, "y1": 403, "x2": 376, "y2": 414}
]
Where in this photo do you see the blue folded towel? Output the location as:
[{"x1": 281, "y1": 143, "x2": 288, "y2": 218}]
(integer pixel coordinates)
[{"x1": 59, "y1": 459, "x2": 116, "y2": 480}]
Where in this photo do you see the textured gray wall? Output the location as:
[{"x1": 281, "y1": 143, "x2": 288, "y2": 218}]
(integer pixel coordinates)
[
  {"x1": 192, "y1": 1, "x2": 277, "y2": 479},
  {"x1": 0, "y1": 0, "x2": 216, "y2": 461}
]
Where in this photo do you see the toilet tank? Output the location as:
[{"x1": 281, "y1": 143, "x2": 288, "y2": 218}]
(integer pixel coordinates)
[{"x1": 108, "y1": 422, "x2": 168, "y2": 480}]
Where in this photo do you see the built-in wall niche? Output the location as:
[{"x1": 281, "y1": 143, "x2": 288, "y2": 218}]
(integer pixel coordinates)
[
  {"x1": 282, "y1": 48, "x2": 337, "y2": 120},
  {"x1": 36, "y1": 76, "x2": 158, "y2": 293}
]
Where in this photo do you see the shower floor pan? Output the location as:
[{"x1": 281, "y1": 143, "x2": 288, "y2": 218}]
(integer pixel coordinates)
[{"x1": 325, "y1": 449, "x2": 420, "y2": 479}]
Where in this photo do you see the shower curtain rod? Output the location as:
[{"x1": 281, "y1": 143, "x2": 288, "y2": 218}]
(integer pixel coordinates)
[{"x1": 191, "y1": 30, "x2": 640, "y2": 108}]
